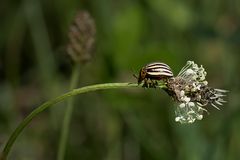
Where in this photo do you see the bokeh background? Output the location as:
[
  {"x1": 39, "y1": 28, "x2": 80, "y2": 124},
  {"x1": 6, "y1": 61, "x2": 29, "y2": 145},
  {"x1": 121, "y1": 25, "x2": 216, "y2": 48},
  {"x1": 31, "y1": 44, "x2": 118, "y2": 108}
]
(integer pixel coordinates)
[{"x1": 1, "y1": 0, "x2": 240, "y2": 159}]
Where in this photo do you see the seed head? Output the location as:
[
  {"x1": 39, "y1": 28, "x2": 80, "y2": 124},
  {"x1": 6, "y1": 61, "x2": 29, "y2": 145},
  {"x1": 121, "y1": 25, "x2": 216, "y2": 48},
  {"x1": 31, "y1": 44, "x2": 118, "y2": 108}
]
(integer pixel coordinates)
[{"x1": 67, "y1": 10, "x2": 96, "y2": 64}]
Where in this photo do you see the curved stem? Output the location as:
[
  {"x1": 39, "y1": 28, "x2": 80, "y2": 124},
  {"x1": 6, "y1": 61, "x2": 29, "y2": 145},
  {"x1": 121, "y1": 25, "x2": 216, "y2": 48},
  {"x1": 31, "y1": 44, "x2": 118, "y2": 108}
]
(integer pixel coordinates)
[
  {"x1": 0, "y1": 83, "x2": 138, "y2": 160},
  {"x1": 57, "y1": 64, "x2": 80, "y2": 160},
  {"x1": 0, "y1": 82, "x2": 167, "y2": 160}
]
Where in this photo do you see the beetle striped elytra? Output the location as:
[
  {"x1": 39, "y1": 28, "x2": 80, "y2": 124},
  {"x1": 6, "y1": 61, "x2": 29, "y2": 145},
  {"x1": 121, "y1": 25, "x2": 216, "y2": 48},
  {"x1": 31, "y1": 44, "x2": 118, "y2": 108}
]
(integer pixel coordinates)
[{"x1": 135, "y1": 62, "x2": 174, "y2": 88}]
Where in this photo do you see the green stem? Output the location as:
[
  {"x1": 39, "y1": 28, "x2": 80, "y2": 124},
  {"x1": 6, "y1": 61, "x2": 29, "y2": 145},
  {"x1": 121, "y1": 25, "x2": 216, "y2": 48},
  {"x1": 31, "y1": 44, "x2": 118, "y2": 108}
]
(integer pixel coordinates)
[
  {"x1": 57, "y1": 64, "x2": 80, "y2": 160},
  {"x1": 0, "y1": 83, "x2": 137, "y2": 160},
  {"x1": 0, "y1": 82, "x2": 167, "y2": 160}
]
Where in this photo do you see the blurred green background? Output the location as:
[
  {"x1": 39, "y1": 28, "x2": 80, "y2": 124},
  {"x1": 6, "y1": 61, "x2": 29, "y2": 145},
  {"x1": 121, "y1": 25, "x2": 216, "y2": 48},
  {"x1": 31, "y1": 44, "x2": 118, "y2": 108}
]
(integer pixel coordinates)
[{"x1": 0, "y1": 0, "x2": 239, "y2": 159}]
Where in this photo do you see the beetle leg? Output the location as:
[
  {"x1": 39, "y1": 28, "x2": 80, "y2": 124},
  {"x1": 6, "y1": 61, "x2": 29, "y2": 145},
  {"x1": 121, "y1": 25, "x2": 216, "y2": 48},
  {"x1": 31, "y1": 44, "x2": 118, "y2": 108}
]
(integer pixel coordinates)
[
  {"x1": 142, "y1": 79, "x2": 148, "y2": 88},
  {"x1": 149, "y1": 79, "x2": 154, "y2": 88},
  {"x1": 154, "y1": 80, "x2": 158, "y2": 87}
]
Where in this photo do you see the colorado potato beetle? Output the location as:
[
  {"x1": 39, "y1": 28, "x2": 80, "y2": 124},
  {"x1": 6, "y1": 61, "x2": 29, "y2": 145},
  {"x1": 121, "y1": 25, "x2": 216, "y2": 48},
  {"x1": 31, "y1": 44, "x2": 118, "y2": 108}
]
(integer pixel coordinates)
[{"x1": 136, "y1": 62, "x2": 174, "y2": 87}]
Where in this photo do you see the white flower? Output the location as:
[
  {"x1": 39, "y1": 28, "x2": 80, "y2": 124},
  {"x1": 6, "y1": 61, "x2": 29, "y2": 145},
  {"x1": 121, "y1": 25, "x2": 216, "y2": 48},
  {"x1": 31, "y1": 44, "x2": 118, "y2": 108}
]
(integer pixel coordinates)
[
  {"x1": 180, "y1": 90, "x2": 185, "y2": 97},
  {"x1": 165, "y1": 61, "x2": 228, "y2": 124},
  {"x1": 174, "y1": 100, "x2": 206, "y2": 124},
  {"x1": 188, "y1": 102, "x2": 195, "y2": 107},
  {"x1": 179, "y1": 103, "x2": 186, "y2": 108}
]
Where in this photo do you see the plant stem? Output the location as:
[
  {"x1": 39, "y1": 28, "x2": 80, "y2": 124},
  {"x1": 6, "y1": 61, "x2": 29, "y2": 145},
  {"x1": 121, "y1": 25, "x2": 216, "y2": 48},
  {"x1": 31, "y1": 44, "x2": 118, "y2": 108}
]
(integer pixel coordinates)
[
  {"x1": 57, "y1": 64, "x2": 80, "y2": 160},
  {"x1": 0, "y1": 83, "x2": 139, "y2": 160},
  {"x1": 0, "y1": 82, "x2": 167, "y2": 160}
]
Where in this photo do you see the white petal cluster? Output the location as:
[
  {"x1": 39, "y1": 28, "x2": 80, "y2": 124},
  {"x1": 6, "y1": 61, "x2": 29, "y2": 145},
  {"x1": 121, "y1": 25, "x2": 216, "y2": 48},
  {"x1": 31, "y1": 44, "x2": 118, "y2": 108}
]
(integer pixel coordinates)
[
  {"x1": 171, "y1": 61, "x2": 227, "y2": 124},
  {"x1": 178, "y1": 61, "x2": 207, "y2": 85},
  {"x1": 174, "y1": 89, "x2": 207, "y2": 124},
  {"x1": 175, "y1": 101, "x2": 205, "y2": 124}
]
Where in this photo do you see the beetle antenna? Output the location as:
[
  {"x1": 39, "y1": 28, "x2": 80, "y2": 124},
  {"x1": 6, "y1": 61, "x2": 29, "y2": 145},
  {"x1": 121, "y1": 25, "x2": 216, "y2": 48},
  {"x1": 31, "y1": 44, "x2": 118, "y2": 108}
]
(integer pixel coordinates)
[
  {"x1": 131, "y1": 68, "x2": 138, "y2": 80},
  {"x1": 133, "y1": 74, "x2": 138, "y2": 79}
]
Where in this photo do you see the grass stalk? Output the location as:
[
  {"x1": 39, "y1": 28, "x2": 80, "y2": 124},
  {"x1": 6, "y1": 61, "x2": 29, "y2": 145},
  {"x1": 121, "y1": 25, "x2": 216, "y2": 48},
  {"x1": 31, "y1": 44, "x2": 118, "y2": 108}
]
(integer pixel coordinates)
[{"x1": 57, "y1": 64, "x2": 80, "y2": 160}]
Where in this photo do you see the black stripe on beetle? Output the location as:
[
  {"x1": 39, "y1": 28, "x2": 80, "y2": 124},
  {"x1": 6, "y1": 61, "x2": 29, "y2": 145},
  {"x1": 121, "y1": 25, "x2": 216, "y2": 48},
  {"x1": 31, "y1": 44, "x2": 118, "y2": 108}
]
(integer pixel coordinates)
[{"x1": 136, "y1": 62, "x2": 174, "y2": 88}]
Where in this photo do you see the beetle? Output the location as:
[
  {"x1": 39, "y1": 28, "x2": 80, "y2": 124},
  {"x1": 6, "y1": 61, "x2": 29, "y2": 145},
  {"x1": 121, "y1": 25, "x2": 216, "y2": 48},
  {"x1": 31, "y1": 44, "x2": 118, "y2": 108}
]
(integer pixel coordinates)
[{"x1": 135, "y1": 62, "x2": 174, "y2": 88}]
